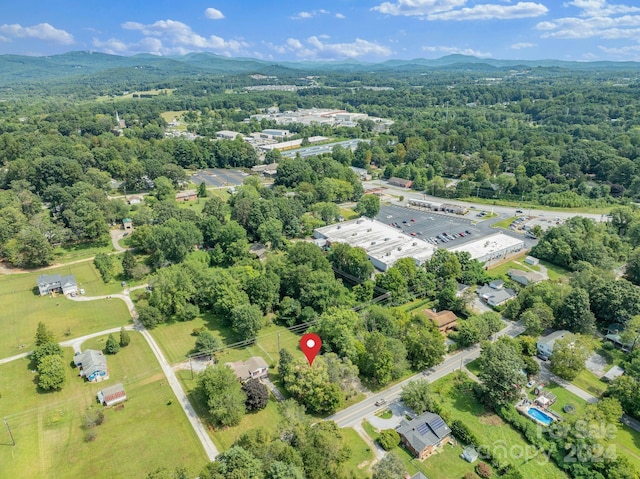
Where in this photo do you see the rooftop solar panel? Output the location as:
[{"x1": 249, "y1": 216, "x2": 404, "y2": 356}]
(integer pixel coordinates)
[
  {"x1": 416, "y1": 423, "x2": 430, "y2": 436},
  {"x1": 428, "y1": 417, "x2": 446, "y2": 430}
]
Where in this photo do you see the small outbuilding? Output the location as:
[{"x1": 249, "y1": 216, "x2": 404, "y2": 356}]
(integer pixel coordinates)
[
  {"x1": 461, "y1": 446, "x2": 479, "y2": 463},
  {"x1": 602, "y1": 365, "x2": 625, "y2": 382},
  {"x1": 122, "y1": 218, "x2": 133, "y2": 231},
  {"x1": 97, "y1": 383, "x2": 127, "y2": 406},
  {"x1": 388, "y1": 177, "x2": 413, "y2": 188}
]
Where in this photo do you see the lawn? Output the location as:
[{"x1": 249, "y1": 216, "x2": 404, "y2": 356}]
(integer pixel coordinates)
[
  {"x1": 571, "y1": 369, "x2": 607, "y2": 397},
  {"x1": 465, "y1": 358, "x2": 481, "y2": 376},
  {"x1": 340, "y1": 428, "x2": 376, "y2": 479},
  {"x1": 52, "y1": 240, "x2": 115, "y2": 264},
  {"x1": 0, "y1": 263, "x2": 132, "y2": 359},
  {"x1": 492, "y1": 216, "x2": 518, "y2": 230},
  {"x1": 150, "y1": 311, "x2": 304, "y2": 366},
  {"x1": 460, "y1": 196, "x2": 612, "y2": 215},
  {"x1": 340, "y1": 208, "x2": 360, "y2": 220},
  {"x1": 538, "y1": 260, "x2": 571, "y2": 281},
  {"x1": 431, "y1": 375, "x2": 568, "y2": 478},
  {"x1": 486, "y1": 252, "x2": 539, "y2": 277},
  {"x1": 0, "y1": 333, "x2": 208, "y2": 479}
]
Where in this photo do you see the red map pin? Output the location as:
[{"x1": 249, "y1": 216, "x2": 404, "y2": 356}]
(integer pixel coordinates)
[{"x1": 300, "y1": 333, "x2": 322, "y2": 366}]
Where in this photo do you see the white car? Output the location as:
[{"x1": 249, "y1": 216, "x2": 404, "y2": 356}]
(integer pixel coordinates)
[{"x1": 526, "y1": 380, "x2": 536, "y2": 388}]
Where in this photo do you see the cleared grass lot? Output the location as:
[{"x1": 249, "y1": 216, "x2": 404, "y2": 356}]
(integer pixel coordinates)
[
  {"x1": 0, "y1": 263, "x2": 131, "y2": 359},
  {"x1": 0, "y1": 332, "x2": 207, "y2": 479}
]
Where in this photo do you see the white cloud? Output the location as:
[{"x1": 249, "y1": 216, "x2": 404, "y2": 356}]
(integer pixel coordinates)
[
  {"x1": 536, "y1": 0, "x2": 640, "y2": 40},
  {"x1": 92, "y1": 37, "x2": 129, "y2": 54},
  {"x1": 511, "y1": 42, "x2": 536, "y2": 49},
  {"x1": 204, "y1": 8, "x2": 225, "y2": 20},
  {"x1": 0, "y1": 23, "x2": 74, "y2": 44},
  {"x1": 372, "y1": 0, "x2": 547, "y2": 20},
  {"x1": 336, "y1": 13, "x2": 346, "y2": 19},
  {"x1": 291, "y1": 9, "x2": 330, "y2": 20},
  {"x1": 372, "y1": 0, "x2": 465, "y2": 17},
  {"x1": 422, "y1": 45, "x2": 492, "y2": 56},
  {"x1": 429, "y1": 2, "x2": 548, "y2": 20},
  {"x1": 269, "y1": 36, "x2": 392, "y2": 59},
  {"x1": 120, "y1": 19, "x2": 248, "y2": 54}
]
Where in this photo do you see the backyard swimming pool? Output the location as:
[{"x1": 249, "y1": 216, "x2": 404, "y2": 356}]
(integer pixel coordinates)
[{"x1": 527, "y1": 407, "x2": 554, "y2": 426}]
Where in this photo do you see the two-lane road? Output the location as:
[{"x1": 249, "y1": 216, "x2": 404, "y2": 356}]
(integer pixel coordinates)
[{"x1": 328, "y1": 320, "x2": 525, "y2": 428}]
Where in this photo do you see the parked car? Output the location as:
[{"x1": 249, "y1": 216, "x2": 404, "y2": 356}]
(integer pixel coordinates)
[
  {"x1": 465, "y1": 230, "x2": 472, "y2": 235},
  {"x1": 526, "y1": 380, "x2": 536, "y2": 388},
  {"x1": 516, "y1": 209, "x2": 523, "y2": 213}
]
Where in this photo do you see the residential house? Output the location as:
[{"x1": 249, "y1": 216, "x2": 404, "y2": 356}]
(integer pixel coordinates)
[
  {"x1": 249, "y1": 243, "x2": 267, "y2": 259},
  {"x1": 388, "y1": 177, "x2": 413, "y2": 188},
  {"x1": 226, "y1": 356, "x2": 269, "y2": 382},
  {"x1": 423, "y1": 309, "x2": 458, "y2": 334},
  {"x1": 536, "y1": 330, "x2": 569, "y2": 359},
  {"x1": 127, "y1": 196, "x2": 143, "y2": 205},
  {"x1": 122, "y1": 218, "x2": 133, "y2": 231},
  {"x1": 476, "y1": 280, "x2": 515, "y2": 307},
  {"x1": 410, "y1": 473, "x2": 429, "y2": 479},
  {"x1": 175, "y1": 190, "x2": 197, "y2": 202},
  {"x1": 397, "y1": 412, "x2": 452, "y2": 460},
  {"x1": 37, "y1": 274, "x2": 78, "y2": 296},
  {"x1": 350, "y1": 166, "x2": 372, "y2": 181},
  {"x1": 97, "y1": 383, "x2": 127, "y2": 406},
  {"x1": 74, "y1": 349, "x2": 109, "y2": 382},
  {"x1": 507, "y1": 269, "x2": 544, "y2": 286}
]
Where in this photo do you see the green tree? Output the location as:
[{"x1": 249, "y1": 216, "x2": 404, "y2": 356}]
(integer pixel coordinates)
[
  {"x1": 137, "y1": 304, "x2": 164, "y2": 329},
  {"x1": 154, "y1": 176, "x2": 176, "y2": 201},
  {"x1": 257, "y1": 218, "x2": 284, "y2": 250},
  {"x1": 550, "y1": 333, "x2": 593, "y2": 380},
  {"x1": 4, "y1": 226, "x2": 54, "y2": 268},
  {"x1": 625, "y1": 248, "x2": 640, "y2": 286},
  {"x1": 195, "y1": 330, "x2": 220, "y2": 355},
  {"x1": 198, "y1": 366, "x2": 247, "y2": 427},
  {"x1": 328, "y1": 243, "x2": 374, "y2": 282},
  {"x1": 265, "y1": 461, "x2": 304, "y2": 479},
  {"x1": 359, "y1": 332, "x2": 394, "y2": 385},
  {"x1": 37, "y1": 354, "x2": 66, "y2": 391},
  {"x1": 94, "y1": 252, "x2": 116, "y2": 283},
  {"x1": 200, "y1": 446, "x2": 264, "y2": 479},
  {"x1": 372, "y1": 453, "x2": 406, "y2": 479},
  {"x1": 555, "y1": 287, "x2": 595, "y2": 333},
  {"x1": 401, "y1": 379, "x2": 438, "y2": 415},
  {"x1": 121, "y1": 250, "x2": 137, "y2": 279},
  {"x1": 404, "y1": 322, "x2": 446, "y2": 370},
  {"x1": 35, "y1": 321, "x2": 55, "y2": 347},
  {"x1": 230, "y1": 303, "x2": 264, "y2": 341},
  {"x1": 31, "y1": 341, "x2": 63, "y2": 368},
  {"x1": 197, "y1": 181, "x2": 208, "y2": 198},
  {"x1": 242, "y1": 379, "x2": 269, "y2": 411},
  {"x1": 377, "y1": 429, "x2": 400, "y2": 451},
  {"x1": 355, "y1": 194, "x2": 380, "y2": 218},
  {"x1": 105, "y1": 333, "x2": 120, "y2": 354},
  {"x1": 119, "y1": 327, "x2": 130, "y2": 347},
  {"x1": 478, "y1": 337, "x2": 525, "y2": 407}
]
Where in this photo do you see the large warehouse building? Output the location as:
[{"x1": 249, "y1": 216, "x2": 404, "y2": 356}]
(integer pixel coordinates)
[
  {"x1": 313, "y1": 218, "x2": 436, "y2": 272},
  {"x1": 449, "y1": 233, "x2": 525, "y2": 263}
]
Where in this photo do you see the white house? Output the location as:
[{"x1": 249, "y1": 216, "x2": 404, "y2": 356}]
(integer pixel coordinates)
[{"x1": 536, "y1": 330, "x2": 570, "y2": 359}]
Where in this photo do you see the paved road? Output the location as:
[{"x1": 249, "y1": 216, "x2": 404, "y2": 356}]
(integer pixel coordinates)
[
  {"x1": 328, "y1": 320, "x2": 525, "y2": 428},
  {"x1": 109, "y1": 229, "x2": 129, "y2": 252},
  {"x1": 364, "y1": 179, "x2": 607, "y2": 223},
  {"x1": 37, "y1": 288, "x2": 220, "y2": 461}
]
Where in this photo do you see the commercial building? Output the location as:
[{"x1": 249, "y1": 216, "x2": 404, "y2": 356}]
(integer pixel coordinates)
[
  {"x1": 313, "y1": 218, "x2": 435, "y2": 272},
  {"x1": 449, "y1": 233, "x2": 524, "y2": 263},
  {"x1": 215, "y1": 130, "x2": 243, "y2": 140}
]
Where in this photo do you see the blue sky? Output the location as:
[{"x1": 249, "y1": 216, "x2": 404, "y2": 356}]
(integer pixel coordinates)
[{"x1": 2, "y1": 0, "x2": 640, "y2": 61}]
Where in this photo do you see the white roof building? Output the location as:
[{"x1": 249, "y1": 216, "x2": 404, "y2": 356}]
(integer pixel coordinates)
[
  {"x1": 215, "y1": 130, "x2": 243, "y2": 140},
  {"x1": 448, "y1": 233, "x2": 524, "y2": 263},
  {"x1": 314, "y1": 218, "x2": 436, "y2": 271}
]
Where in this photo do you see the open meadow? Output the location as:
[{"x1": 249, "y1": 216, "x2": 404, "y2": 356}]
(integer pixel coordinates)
[
  {"x1": 0, "y1": 263, "x2": 132, "y2": 359},
  {"x1": 0, "y1": 332, "x2": 208, "y2": 479}
]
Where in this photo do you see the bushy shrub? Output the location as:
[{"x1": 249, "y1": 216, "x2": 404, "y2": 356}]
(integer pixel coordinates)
[
  {"x1": 377, "y1": 429, "x2": 400, "y2": 451},
  {"x1": 476, "y1": 461, "x2": 492, "y2": 478}
]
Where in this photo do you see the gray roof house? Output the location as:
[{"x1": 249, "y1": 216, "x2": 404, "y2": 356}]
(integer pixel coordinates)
[
  {"x1": 397, "y1": 412, "x2": 452, "y2": 460},
  {"x1": 410, "y1": 473, "x2": 429, "y2": 479},
  {"x1": 508, "y1": 269, "x2": 544, "y2": 286},
  {"x1": 74, "y1": 349, "x2": 109, "y2": 382},
  {"x1": 536, "y1": 330, "x2": 569, "y2": 359},
  {"x1": 477, "y1": 282, "x2": 515, "y2": 307},
  {"x1": 37, "y1": 274, "x2": 78, "y2": 296},
  {"x1": 226, "y1": 356, "x2": 269, "y2": 382}
]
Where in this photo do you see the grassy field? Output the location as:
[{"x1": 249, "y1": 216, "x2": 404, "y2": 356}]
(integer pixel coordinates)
[
  {"x1": 460, "y1": 196, "x2": 612, "y2": 214},
  {"x1": 492, "y1": 216, "x2": 518, "y2": 230},
  {"x1": 52, "y1": 240, "x2": 115, "y2": 264},
  {"x1": 150, "y1": 312, "x2": 304, "y2": 365},
  {"x1": 432, "y1": 375, "x2": 568, "y2": 478},
  {"x1": 161, "y1": 110, "x2": 188, "y2": 124},
  {"x1": 122, "y1": 89, "x2": 174, "y2": 98},
  {"x1": 0, "y1": 263, "x2": 132, "y2": 359},
  {"x1": 0, "y1": 333, "x2": 207, "y2": 479},
  {"x1": 340, "y1": 208, "x2": 360, "y2": 220},
  {"x1": 486, "y1": 253, "x2": 539, "y2": 278},
  {"x1": 571, "y1": 369, "x2": 607, "y2": 397}
]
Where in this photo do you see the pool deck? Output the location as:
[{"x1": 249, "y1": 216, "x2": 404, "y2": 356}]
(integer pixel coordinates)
[{"x1": 515, "y1": 399, "x2": 562, "y2": 426}]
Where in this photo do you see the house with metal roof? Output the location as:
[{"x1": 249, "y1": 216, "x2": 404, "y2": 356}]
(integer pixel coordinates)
[
  {"x1": 397, "y1": 411, "x2": 452, "y2": 460},
  {"x1": 97, "y1": 383, "x2": 127, "y2": 406}
]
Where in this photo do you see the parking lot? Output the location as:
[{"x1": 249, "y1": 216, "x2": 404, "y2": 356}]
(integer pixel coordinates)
[
  {"x1": 375, "y1": 204, "x2": 479, "y2": 246},
  {"x1": 191, "y1": 168, "x2": 248, "y2": 188}
]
